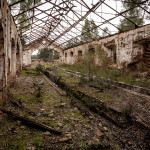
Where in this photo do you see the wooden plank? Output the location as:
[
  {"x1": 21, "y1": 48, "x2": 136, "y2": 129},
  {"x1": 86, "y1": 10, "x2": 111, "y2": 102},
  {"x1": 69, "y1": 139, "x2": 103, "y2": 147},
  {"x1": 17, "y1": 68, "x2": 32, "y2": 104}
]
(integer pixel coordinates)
[
  {"x1": 0, "y1": 108, "x2": 62, "y2": 135},
  {"x1": 42, "y1": 74, "x2": 66, "y2": 96}
]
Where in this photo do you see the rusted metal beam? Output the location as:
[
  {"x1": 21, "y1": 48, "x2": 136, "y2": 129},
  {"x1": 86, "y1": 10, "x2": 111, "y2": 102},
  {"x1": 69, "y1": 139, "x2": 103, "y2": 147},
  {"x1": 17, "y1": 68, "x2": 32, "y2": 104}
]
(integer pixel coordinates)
[
  {"x1": 103, "y1": 2, "x2": 139, "y2": 28},
  {"x1": 48, "y1": 0, "x2": 104, "y2": 46},
  {"x1": 14, "y1": 1, "x2": 47, "y2": 18}
]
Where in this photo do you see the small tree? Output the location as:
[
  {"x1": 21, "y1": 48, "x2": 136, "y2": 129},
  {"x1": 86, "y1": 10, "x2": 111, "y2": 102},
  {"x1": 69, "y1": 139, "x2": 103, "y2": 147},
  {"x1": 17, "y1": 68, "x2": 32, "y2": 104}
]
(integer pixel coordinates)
[
  {"x1": 38, "y1": 48, "x2": 53, "y2": 62},
  {"x1": 102, "y1": 27, "x2": 111, "y2": 37},
  {"x1": 81, "y1": 19, "x2": 99, "y2": 43},
  {"x1": 118, "y1": 0, "x2": 146, "y2": 31},
  {"x1": 83, "y1": 50, "x2": 95, "y2": 81}
]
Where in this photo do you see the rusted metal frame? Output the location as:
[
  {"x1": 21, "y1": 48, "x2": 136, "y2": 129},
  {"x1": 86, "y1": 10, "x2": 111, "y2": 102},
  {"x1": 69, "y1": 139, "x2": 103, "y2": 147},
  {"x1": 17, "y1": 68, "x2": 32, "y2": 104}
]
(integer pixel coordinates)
[
  {"x1": 34, "y1": 23, "x2": 69, "y2": 42},
  {"x1": 46, "y1": 19, "x2": 67, "y2": 38},
  {"x1": 57, "y1": 13, "x2": 122, "y2": 47},
  {"x1": 46, "y1": 27, "x2": 68, "y2": 41},
  {"x1": 46, "y1": 19, "x2": 63, "y2": 37},
  {"x1": 18, "y1": 15, "x2": 49, "y2": 31},
  {"x1": 25, "y1": 36, "x2": 45, "y2": 46},
  {"x1": 29, "y1": 38, "x2": 47, "y2": 49},
  {"x1": 28, "y1": 31, "x2": 45, "y2": 40},
  {"x1": 44, "y1": 0, "x2": 75, "y2": 36},
  {"x1": 73, "y1": 10, "x2": 111, "y2": 37},
  {"x1": 48, "y1": 0, "x2": 104, "y2": 46},
  {"x1": 59, "y1": 21, "x2": 90, "y2": 43},
  {"x1": 35, "y1": 7, "x2": 62, "y2": 30},
  {"x1": 9, "y1": 0, "x2": 25, "y2": 7},
  {"x1": 26, "y1": 35, "x2": 62, "y2": 48},
  {"x1": 17, "y1": 9, "x2": 57, "y2": 33},
  {"x1": 33, "y1": 16, "x2": 52, "y2": 27},
  {"x1": 16, "y1": 5, "x2": 57, "y2": 25},
  {"x1": 48, "y1": 26, "x2": 77, "y2": 43},
  {"x1": 78, "y1": 0, "x2": 122, "y2": 32},
  {"x1": 62, "y1": 5, "x2": 104, "y2": 38},
  {"x1": 26, "y1": 23, "x2": 49, "y2": 36},
  {"x1": 74, "y1": 9, "x2": 117, "y2": 15},
  {"x1": 20, "y1": 23, "x2": 49, "y2": 35},
  {"x1": 49, "y1": 26, "x2": 75, "y2": 41},
  {"x1": 55, "y1": 0, "x2": 106, "y2": 44},
  {"x1": 28, "y1": 33, "x2": 41, "y2": 41},
  {"x1": 59, "y1": 0, "x2": 87, "y2": 33},
  {"x1": 27, "y1": 26, "x2": 46, "y2": 37},
  {"x1": 60, "y1": 15, "x2": 81, "y2": 35},
  {"x1": 27, "y1": 34, "x2": 43, "y2": 44},
  {"x1": 25, "y1": 35, "x2": 40, "y2": 44},
  {"x1": 20, "y1": 28, "x2": 47, "y2": 43},
  {"x1": 64, "y1": 9, "x2": 98, "y2": 37},
  {"x1": 35, "y1": 7, "x2": 64, "y2": 35},
  {"x1": 29, "y1": 0, "x2": 36, "y2": 44},
  {"x1": 14, "y1": 1, "x2": 47, "y2": 18},
  {"x1": 103, "y1": 2, "x2": 139, "y2": 28},
  {"x1": 46, "y1": 38, "x2": 64, "y2": 46},
  {"x1": 48, "y1": 15, "x2": 80, "y2": 36},
  {"x1": 64, "y1": 0, "x2": 105, "y2": 37},
  {"x1": 42, "y1": 0, "x2": 58, "y2": 36},
  {"x1": 23, "y1": 23, "x2": 67, "y2": 45},
  {"x1": 60, "y1": 4, "x2": 85, "y2": 33},
  {"x1": 26, "y1": 35, "x2": 44, "y2": 44},
  {"x1": 45, "y1": 12, "x2": 69, "y2": 37},
  {"x1": 70, "y1": 7, "x2": 111, "y2": 37}
]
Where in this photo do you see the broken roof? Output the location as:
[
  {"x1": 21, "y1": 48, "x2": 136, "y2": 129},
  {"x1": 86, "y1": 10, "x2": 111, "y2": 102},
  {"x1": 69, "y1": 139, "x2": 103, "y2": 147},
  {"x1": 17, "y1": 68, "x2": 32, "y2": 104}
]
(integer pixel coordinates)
[{"x1": 8, "y1": 0, "x2": 150, "y2": 49}]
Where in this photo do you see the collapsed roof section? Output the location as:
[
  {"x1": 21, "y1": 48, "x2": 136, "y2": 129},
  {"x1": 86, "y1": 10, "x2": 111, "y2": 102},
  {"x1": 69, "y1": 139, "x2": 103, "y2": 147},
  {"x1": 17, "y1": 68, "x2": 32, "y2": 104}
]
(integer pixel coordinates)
[{"x1": 9, "y1": 0, "x2": 150, "y2": 49}]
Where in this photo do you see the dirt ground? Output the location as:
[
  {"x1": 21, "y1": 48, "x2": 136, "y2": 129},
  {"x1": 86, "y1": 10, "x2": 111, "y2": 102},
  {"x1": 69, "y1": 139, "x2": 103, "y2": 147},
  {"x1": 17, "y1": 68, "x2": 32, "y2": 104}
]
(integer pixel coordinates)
[
  {"x1": 0, "y1": 71, "x2": 112, "y2": 150},
  {"x1": 0, "y1": 69, "x2": 149, "y2": 150}
]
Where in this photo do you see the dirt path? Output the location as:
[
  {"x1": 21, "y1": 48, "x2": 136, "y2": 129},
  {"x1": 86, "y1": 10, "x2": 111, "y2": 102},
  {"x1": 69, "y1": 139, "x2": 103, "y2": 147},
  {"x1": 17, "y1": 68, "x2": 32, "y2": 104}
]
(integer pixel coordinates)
[
  {"x1": 0, "y1": 70, "x2": 149, "y2": 150},
  {"x1": 0, "y1": 72, "x2": 110, "y2": 150}
]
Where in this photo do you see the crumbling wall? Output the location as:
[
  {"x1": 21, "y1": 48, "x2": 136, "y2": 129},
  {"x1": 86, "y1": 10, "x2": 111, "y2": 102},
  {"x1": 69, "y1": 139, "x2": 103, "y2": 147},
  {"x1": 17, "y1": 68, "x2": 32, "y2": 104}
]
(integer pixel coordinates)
[
  {"x1": 62, "y1": 24, "x2": 150, "y2": 69},
  {"x1": 23, "y1": 50, "x2": 32, "y2": 67},
  {"x1": 23, "y1": 37, "x2": 63, "y2": 66},
  {"x1": 0, "y1": 0, "x2": 23, "y2": 105}
]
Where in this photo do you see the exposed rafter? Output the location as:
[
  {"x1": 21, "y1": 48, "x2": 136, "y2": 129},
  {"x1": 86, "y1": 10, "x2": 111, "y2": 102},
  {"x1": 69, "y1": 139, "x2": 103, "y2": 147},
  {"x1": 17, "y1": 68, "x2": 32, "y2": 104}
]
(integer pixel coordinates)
[{"x1": 8, "y1": 0, "x2": 149, "y2": 49}]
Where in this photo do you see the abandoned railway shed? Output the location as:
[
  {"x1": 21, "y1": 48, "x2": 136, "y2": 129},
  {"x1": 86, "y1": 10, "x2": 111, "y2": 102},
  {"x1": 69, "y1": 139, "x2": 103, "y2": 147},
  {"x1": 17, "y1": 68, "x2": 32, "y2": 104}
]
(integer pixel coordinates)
[{"x1": 0, "y1": 0, "x2": 150, "y2": 105}]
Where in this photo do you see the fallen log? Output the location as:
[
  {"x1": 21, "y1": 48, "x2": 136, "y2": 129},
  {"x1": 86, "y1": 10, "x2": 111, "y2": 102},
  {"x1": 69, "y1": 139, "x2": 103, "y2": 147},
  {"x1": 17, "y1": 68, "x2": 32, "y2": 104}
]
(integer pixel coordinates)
[
  {"x1": 0, "y1": 108, "x2": 62, "y2": 135},
  {"x1": 42, "y1": 74, "x2": 66, "y2": 96},
  {"x1": 9, "y1": 99, "x2": 36, "y2": 116}
]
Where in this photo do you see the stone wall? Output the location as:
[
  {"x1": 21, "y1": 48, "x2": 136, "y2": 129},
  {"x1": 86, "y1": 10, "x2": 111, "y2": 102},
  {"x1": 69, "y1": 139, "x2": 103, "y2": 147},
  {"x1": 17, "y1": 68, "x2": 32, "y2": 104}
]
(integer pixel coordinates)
[
  {"x1": 0, "y1": 0, "x2": 22, "y2": 105},
  {"x1": 23, "y1": 37, "x2": 63, "y2": 66},
  {"x1": 62, "y1": 24, "x2": 150, "y2": 69},
  {"x1": 23, "y1": 50, "x2": 32, "y2": 67}
]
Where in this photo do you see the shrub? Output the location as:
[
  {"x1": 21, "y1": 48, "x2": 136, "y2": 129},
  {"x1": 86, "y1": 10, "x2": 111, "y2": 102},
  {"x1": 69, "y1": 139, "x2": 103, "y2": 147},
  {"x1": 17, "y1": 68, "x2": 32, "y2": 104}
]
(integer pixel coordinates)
[{"x1": 35, "y1": 64, "x2": 45, "y2": 72}]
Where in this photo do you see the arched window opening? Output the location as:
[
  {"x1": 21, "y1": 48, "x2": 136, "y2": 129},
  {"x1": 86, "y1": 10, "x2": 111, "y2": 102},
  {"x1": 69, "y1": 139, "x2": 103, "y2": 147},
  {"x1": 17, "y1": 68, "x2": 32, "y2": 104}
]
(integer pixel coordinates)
[
  {"x1": 105, "y1": 40, "x2": 116, "y2": 63},
  {"x1": 78, "y1": 50, "x2": 82, "y2": 57},
  {"x1": 11, "y1": 38, "x2": 15, "y2": 75},
  {"x1": 16, "y1": 43, "x2": 21, "y2": 73},
  {"x1": 89, "y1": 48, "x2": 95, "y2": 53},
  {"x1": 65, "y1": 53, "x2": 67, "y2": 57},
  {"x1": 31, "y1": 48, "x2": 60, "y2": 65},
  {"x1": 70, "y1": 51, "x2": 73, "y2": 57}
]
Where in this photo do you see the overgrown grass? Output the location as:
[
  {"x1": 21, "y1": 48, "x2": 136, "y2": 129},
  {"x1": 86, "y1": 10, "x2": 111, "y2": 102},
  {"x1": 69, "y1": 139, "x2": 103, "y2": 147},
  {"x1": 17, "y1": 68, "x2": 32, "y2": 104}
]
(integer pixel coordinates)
[
  {"x1": 8, "y1": 93, "x2": 42, "y2": 102},
  {"x1": 21, "y1": 70, "x2": 37, "y2": 75},
  {"x1": 59, "y1": 64, "x2": 150, "y2": 88}
]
